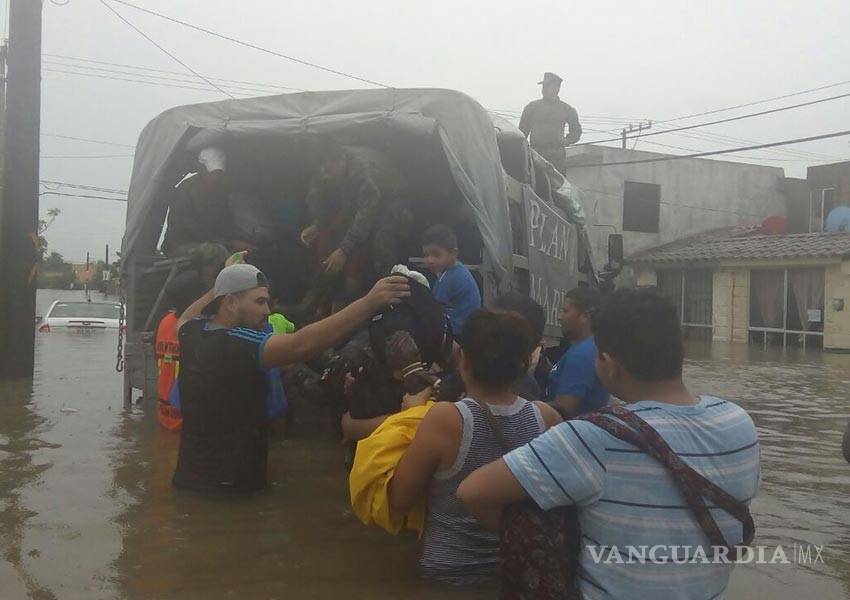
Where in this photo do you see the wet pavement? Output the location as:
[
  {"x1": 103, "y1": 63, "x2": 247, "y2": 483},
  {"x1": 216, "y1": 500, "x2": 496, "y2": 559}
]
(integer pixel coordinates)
[{"x1": 0, "y1": 289, "x2": 848, "y2": 599}]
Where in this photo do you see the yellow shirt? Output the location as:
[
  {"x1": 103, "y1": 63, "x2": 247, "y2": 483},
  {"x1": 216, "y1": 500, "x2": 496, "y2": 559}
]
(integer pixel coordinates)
[{"x1": 349, "y1": 402, "x2": 434, "y2": 536}]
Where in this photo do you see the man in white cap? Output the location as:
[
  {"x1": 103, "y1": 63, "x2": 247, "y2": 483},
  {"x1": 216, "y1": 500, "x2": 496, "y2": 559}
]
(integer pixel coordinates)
[
  {"x1": 171, "y1": 254, "x2": 410, "y2": 493},
  {"x1": 519, "y1": 72, "x2": 582, "y2": 174},
  {"x1": 161, "y1": 147, "x2": 254, "y2": 257}
]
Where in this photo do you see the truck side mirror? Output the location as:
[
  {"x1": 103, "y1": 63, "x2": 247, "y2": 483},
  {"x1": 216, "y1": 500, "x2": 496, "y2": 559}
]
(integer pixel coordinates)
[{"x1": 607, "y1": 234, "x2": 623, "y2": 268}]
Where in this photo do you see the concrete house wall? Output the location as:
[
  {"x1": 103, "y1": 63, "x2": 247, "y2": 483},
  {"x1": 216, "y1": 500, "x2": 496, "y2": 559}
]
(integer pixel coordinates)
[
  {"x1": 563, "y1": 146, "x2": 789, "y2": 284},
  {"x1": 636, "y1": 258, "x2": 850, "y2": 351}
]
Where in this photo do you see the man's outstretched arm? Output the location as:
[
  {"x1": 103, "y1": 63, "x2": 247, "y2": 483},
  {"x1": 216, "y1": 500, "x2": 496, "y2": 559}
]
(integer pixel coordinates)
[{"x1": 261, "y1": 276, "x2": 410, "y2": 367}]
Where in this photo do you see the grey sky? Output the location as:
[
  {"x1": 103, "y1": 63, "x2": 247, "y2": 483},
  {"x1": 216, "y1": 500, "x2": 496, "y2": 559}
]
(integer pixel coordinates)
[{"x1": 26, "y1": 0, "x2": 850, "y2": 263}]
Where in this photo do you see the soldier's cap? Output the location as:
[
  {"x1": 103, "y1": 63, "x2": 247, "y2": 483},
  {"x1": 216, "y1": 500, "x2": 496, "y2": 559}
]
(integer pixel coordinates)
[
  {"x1": 538, "y1": 72, "x2": 563, "y2": 86},
  {"x1": 203, "y1": 263, "x2": 269, "y2": 314}
]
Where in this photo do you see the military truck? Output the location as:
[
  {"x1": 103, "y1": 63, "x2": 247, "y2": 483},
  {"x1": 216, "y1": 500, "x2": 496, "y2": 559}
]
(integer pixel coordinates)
[{"x1": 118, "y1": 88, "x2": 621, "y2": 405}]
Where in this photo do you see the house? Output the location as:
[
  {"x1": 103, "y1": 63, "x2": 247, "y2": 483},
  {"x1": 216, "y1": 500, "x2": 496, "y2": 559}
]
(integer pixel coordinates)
[
  {"x1": 629, "y1": 226, "x2": 850, "y2": 351},
  {"x1": 72, "y1": 263, "x2": 94, "y2": 284},
  {"x1": 804, "y1": 160, "x2": 850, "y2": 232},
  {"x1": 562, "y1": 145, "x2": 795, "y2": 284}
]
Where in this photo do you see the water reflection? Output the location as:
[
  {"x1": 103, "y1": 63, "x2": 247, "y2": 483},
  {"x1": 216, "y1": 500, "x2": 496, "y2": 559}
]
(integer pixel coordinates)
[
  {"x1": 684, "y1": 341, "x2": 850, "y2": 599},
  {"x1": 0, "y1": 291, "x2": 848, "y2": 599}
]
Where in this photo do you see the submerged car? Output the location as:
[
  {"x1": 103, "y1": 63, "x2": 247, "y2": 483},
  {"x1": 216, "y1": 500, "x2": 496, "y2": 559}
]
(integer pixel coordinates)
[{"x1": 38, "y1": 300, "x2": 123, "y2": 332}]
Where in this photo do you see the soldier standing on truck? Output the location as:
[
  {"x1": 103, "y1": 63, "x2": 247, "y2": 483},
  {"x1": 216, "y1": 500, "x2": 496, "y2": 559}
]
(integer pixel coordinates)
[
  {"x1": 296, "y1": 144, "x2": 411, "y2": 320},
  {"x1": 519, "y1": 72, "x2": 582, "y2": 174}
]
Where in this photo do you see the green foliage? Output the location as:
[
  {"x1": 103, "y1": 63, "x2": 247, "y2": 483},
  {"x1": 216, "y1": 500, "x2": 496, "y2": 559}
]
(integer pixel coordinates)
[{"x1": 37, "y1": 251, "x2": 75, "y2": 289}]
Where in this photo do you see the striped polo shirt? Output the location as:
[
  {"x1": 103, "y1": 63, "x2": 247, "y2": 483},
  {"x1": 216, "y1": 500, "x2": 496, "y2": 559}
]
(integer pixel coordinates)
[{"x1": 503, "y1": 396, "x2": 760, "y2": 600}]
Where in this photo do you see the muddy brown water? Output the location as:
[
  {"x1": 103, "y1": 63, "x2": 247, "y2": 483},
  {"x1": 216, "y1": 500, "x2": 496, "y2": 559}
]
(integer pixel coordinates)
[{"x1": 0, "y1": 289, "x2": 848, "y2": 599}]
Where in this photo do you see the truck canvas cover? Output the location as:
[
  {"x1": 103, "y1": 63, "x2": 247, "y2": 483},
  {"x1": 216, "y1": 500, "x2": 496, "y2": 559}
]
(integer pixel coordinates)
[{"x1": 121, "y1": 87, "x2": 590, "y2": 291}]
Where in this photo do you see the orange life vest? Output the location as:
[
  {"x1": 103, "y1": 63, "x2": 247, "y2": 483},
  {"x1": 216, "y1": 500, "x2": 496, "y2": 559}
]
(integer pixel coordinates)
[{"x1": 155, "y1": 311, "x2": 183, "y2": 431}]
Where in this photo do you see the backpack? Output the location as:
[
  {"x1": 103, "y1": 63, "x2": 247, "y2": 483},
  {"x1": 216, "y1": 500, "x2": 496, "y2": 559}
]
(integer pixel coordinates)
[{"x1": 368, "y1": 277, "x2": 451, "y2": 369}]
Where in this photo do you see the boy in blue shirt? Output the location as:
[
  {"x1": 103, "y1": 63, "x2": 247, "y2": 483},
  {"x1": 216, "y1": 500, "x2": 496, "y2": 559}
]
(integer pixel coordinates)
[
  {"x1": 548, "y1": 287, "x2": 609, "y2": 418},
  {"x1": 421, "y1": 224, "x2": 481, "y2": 337}
]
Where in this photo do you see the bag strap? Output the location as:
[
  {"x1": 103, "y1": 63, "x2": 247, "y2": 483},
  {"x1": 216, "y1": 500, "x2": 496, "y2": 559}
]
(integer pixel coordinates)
[
  {"x1": 578, "y1": 405, "x2": 755, "y2": 550},
  {"x1": 469, "y1": 398, "x2": 512, "y2": 454}
]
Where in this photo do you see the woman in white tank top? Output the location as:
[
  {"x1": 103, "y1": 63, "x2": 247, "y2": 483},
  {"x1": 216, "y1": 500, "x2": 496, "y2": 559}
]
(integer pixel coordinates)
[{"x1": 388, "y1": 309, "x2": 562, "y2": 584}]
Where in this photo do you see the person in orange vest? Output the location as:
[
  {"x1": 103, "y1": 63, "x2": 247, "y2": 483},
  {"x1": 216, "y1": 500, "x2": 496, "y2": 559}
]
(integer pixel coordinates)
[{"x1": 156, "y1": 272, "x2": 205, "y2": 431}]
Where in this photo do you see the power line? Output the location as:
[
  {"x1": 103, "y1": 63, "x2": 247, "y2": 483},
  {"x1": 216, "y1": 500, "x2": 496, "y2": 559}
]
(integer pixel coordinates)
[
  {"x1": 635, "y1": 139, "x2": 807, "y2": 162},
  {"x1": 43, "y1": 52, "x2": 304, "y2": 92},
  {"x1": 105, "y1": 0, "x2": 392, "y2": 88},
  {"x1": 43, "y1": 60, "x2": 294, "y2": 96},
  {"x1": 659, "y1": 127, "x2": 841, "y2": 162},
  {"x1": 41, "y1": 132, "x2": 135, "y2": 148},
  {"x1": 39, "y1": 191, "x2": 128, "y2": 202},
  {"x1": 40, "y1": 179, "x2": 129, "y2": 195},
  {"x1": 43, "y1": 67, "x2": 262, "y2": 96},
  {"x1": 567, "y1": 129, "x2": 850, "y2": 168},
  {"x1": 41, "y1": 153, "x2": 134, "y2": 159},
  {"x1": 97, "y1": 0, "x2": 235, "y2": 99},
  {"x1": 663, "y1": 79, "x2": 850, "y2": 123},
  {"x1": 576, "y1": 91, "x2": 850, "y2": 146},
  {"x1": 44, "y1": 65, "x2": 280, "y2": 97},
  {"x1": 493, "y1": 107, "x2": 841, "y2": 162}
]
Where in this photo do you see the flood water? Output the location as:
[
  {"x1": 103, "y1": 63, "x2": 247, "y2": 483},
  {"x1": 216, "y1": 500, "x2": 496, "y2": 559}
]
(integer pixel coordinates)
[{"x1": 1, "y1": 289, "x2": 848, "y2": 599}]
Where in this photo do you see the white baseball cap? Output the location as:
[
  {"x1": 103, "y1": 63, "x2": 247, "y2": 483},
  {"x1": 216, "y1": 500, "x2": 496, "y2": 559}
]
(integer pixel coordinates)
[{"x1": 198, "y1": 147, "x2": 227, "y2": 173}]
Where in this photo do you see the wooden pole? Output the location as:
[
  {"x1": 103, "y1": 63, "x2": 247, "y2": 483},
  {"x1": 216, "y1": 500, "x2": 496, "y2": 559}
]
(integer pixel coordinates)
[{"x1": 0, "y1": 0, "x2": 42, "y2": 378}]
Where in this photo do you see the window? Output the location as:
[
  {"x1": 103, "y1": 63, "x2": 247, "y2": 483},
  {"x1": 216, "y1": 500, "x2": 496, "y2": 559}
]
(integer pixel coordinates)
[
  {"x1": 656, "y1": 269, "x2": 713, "y2": 339},
  {"x1": 809, "y1": 188, "x2": 836, "y2": 232},
  {"x1": 623, "y1": 181, "x2": 661, "y2": 233},
  {"x1": 656, "y1": 269, "x2": 683, "y2": 316},
  {"x1": 748, "y1": 267, "x2": 824, "y2": 349},
  {"x1": 683, "y1": 270, "x2": 713, "y2": 325}
]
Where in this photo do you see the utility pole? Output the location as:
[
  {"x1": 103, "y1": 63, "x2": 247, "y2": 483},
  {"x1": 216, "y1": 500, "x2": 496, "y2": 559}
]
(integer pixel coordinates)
[
  {"x1": 0, "y1": 0, "x2": 42, "y2": 379},
  {"x1": 0, "y1": 42, "x2": 7, "y2": 268},
  {"x1": 621, "y1": 120, "x2": 653, "y2": 149}
]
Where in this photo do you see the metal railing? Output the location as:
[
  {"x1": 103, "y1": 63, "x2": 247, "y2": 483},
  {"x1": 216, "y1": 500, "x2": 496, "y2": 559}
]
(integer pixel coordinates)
[{"x1": 748, "y1": 326, "x2": 823, "y2": 350}]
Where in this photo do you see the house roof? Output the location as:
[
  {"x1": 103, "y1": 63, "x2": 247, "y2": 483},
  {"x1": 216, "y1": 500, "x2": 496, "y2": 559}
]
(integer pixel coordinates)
[{"x1": 629, "y1": 226, "x2": 850, "y2": 265}]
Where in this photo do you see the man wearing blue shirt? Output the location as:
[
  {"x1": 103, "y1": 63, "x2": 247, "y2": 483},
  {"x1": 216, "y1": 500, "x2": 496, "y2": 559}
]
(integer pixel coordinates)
[
  {"x1": 548, "y1": 287, "x2": 609, "y2": 418},
  {"x1": 421, "y1": 224, "x2": 481, "y2": 337}
]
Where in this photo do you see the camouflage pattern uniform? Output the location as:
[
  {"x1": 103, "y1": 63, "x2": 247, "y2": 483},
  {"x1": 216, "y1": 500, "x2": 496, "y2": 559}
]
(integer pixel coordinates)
[{"x1": 300, "y1": 153, "x2": 412, "y2": 313}]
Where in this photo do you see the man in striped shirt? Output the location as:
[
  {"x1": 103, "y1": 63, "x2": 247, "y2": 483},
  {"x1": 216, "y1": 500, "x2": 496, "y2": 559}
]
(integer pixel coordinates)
[
  {"x1": 172, "y1": 260, "x2": 410, "y2": 493},
  {"x1": 458, "y1": 288, "x2": 760, "y2": 599}
]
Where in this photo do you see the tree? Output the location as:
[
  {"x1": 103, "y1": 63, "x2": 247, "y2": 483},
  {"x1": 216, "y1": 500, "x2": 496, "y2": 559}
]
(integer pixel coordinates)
[
  {"x1": 36, "y1": 208, "x2": 61, "y2": 262},
  {"x1": 37, "y1": 250, "x2": 75, "y2": 289}
]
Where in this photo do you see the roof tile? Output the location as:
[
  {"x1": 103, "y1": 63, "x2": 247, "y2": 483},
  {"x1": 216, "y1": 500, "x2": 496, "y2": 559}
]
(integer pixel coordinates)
[{"x1": 629, "y1": 228, "x2": 850, "y2": 264}]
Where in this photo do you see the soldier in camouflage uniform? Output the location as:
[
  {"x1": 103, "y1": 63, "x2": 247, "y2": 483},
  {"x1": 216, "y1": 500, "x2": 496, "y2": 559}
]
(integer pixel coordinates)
[
  {"x1": 296, "y1": 145, "x2": 412, "y2": 318},
  {"x1": 519, "y1": 72, "x2": 582, "y2": 174}
]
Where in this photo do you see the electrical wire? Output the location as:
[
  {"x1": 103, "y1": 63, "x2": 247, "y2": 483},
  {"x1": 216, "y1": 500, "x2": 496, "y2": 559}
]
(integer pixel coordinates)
[
  {"x1": 657, "y1": 127, "x2": 840, "y2": 161},
  {"x1": 40, "y1": 179, "x2": 129, "y2": 195},
  {"x1": 42, "y1": 61, "x2": 294, "y2": 96},
  {"x1": 97, "y1": 0, "x2": 235, "y2": 99},
  {"x1": 41, "y1": 153, "x2": 134, "y2": 159},
  {"x1": 41, "y1": 132, "x2": 135, "y2": 148},
  {"x1": 39, "y1": 191, "x2": 128, "y2": 201},
  {"x1": 575, "y1": 91, "x2": 850, "y2": 146},
  {"x1": 492, "y1": 108, "x2": 840, "y2": 162},
  {"x1": 105, "y1": 0, "x2": 391, "y2": 88},
  {"x1": 663, "y1": 79, "x2": 850, "y2": 123},
  {"x1": 567, "y1": 129, "x2": 850, "y2": 168},
  {"x1": 43, "y1": 52, "x2": 304, "y2": 92},
  {"x1": 635, "y1": 138, "x2": 807, "y2": 162},
  {"x1": 44, "y1": 66, "x2": 278, "y2": 97}
]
